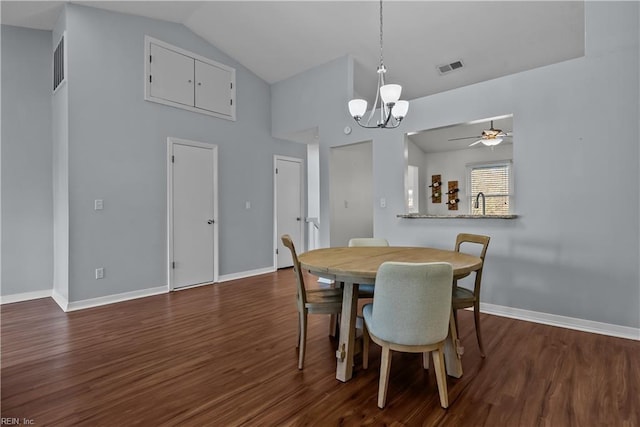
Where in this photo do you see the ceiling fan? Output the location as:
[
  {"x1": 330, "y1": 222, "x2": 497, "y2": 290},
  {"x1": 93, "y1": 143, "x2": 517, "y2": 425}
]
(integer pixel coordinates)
[{"x1": 448, "y1": 120, "x2": 512, "y2": 147}]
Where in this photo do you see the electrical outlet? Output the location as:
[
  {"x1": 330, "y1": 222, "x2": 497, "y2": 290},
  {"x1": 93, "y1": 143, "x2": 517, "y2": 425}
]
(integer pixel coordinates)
[
  {"x1": 95, "y1": 268, "x2": 104, "y2": 279},
  {"x1": 380, "y1": 198, "x2": 386, "y2": 208}
]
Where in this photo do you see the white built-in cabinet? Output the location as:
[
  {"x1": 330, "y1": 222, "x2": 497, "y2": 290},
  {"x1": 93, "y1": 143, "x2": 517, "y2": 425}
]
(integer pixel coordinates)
[{"x1": 144, "y1": 36, "x2": 236, "y2": 121}]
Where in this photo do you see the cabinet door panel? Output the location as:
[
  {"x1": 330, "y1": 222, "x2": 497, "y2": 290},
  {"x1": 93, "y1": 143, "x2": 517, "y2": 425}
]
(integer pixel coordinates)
[
  {"x1": 195, "y1": 60, "x2": 232, "y2": 117},
  {"x1": 150, "y1": 44, "x2": 194, "y2": 106}
]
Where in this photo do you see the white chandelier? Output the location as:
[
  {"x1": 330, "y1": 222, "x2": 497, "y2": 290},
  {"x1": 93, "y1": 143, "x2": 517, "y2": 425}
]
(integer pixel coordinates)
[{"x1": 348, "y1": 0, "x2": 408, "y2": 129}]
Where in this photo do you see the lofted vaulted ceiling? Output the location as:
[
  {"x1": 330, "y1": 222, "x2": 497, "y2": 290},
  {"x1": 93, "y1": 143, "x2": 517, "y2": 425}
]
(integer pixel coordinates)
[{"x1": 2, "y1": 1, "x2": 585, "y2": 102}]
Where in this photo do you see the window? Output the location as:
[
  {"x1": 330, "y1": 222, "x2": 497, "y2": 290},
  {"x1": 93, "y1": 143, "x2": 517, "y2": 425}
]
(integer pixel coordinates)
[
  {"x1": 467, "y1": 161, "x2": 512, "y2": 215},
  {"x1": 406, "y1": 165, "x2": 419, "y2": 213}
]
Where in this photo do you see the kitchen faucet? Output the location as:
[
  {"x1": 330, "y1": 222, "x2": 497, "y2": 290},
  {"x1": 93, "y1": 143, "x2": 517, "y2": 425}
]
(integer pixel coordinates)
[{"x1": 475, "y1": 192, "x2": 486, "y2": 215}]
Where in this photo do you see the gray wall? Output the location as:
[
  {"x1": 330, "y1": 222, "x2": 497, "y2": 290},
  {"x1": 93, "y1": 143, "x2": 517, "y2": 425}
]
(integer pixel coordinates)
[
  {"x1": 272, "y1": 1, "x2": 639, "y2": 329},
  {"x1": 329, "y1": 141, "x2": 373, "y2": 247},
  {"x1": 272, "y1": 55, "x2": 355, "y2": 246},
  {"x1": 2, "y1": 4, "x2": 306, "y2": 302},
  {"x1": 1, "y1": 25, "x2": 53, "y2": 296},
  {"x1": 62, "y1": 4, "x2": 305, "y2": 301},
  {"x1": 52, "y1": 10, "x2": 69, "y2": 300}
]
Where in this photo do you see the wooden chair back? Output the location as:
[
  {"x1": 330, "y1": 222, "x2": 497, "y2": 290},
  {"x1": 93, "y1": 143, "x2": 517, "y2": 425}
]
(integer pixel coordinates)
[
  {"x1": 454, "y1": 233, "x2": 490, "y2": 292},
  {"x1": 281, "y1": 234, "x2": 307, "y2": 308}
]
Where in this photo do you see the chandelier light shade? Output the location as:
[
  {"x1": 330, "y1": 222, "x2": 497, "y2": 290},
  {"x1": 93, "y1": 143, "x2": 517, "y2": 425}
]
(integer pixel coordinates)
[
  {"x1": 348, "y1": 99, "x2": 368, "y2": 120},
  {"x1": 348, "y1": 0, "x2": 408, "y2": 129},
  {"x1": 392, "y1": 100, "x2": 409, "y2": 120},
  {"x1": 379, "y1": 84, "x2": 401, "y2": 105}
]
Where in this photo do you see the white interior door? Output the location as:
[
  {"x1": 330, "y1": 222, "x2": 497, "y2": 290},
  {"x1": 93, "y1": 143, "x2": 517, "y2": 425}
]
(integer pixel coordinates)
[
  {"x1": 275, "y1": 157, "x2": 303, "y2": 268},
  {"x1": 169, "y1": 139, "x2": 218, "y2": 289}
]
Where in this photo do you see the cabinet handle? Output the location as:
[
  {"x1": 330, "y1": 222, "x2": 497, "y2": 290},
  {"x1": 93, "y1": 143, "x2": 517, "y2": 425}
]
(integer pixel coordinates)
[
  {"x1": 188, "y1": 79, "x2": 192, "y2": 83},
  {"x1": 198, "y1": 82, "x2": 202, "y2": 86}
]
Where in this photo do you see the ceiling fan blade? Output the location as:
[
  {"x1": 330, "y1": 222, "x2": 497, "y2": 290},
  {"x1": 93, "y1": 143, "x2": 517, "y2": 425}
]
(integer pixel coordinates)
[
  {"x1": 448, "y1": 136, "x2": 481, "y2": 141},
  {"x1": 468, "y1": 140, "x2": 483, "y2": 147}
]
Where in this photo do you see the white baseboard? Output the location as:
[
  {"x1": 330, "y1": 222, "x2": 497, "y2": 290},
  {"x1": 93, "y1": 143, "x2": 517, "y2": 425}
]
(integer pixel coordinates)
[
  {"x1": 480, "y1": 302, "x2": 640, "y2": 341},
  {"x1": 52, "y1": 289, "x2": 69, "y2": 311},
  {"x1": 4, "y1": 279, "x2": 637, "y2": 341},
  {"x1": 218, "y1": 266, "x2": 275, "y2": 282},
  {"x1": 173, "y1": 281, "x2": 215, "y2": 291},
  {"x1": 63, "y1": 286, "x2": 168, "y2": 312},
  {"x1": 0, "y1": 289, "x2": 52, "y2": 305}
]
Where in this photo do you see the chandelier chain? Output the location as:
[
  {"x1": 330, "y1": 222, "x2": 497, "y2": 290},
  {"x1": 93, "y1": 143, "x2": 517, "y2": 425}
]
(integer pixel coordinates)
[
  {"x1": 347, "y1": 0, "x2": 407, "y2": 129},
  {"x1": 379, "y1": 0, "x2": 384, "y2": 67}
]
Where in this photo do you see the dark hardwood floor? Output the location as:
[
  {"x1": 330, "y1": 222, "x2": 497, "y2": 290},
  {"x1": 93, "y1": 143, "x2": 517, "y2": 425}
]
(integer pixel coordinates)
[{"x1": 2, "y1": 270, "x2": 638, "y2": 426}]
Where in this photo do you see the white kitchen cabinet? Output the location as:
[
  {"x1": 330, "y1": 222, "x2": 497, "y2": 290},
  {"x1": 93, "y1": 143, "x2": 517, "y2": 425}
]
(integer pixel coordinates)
[{"x1": 145, "y1": 36, "x2": 236, "y2": 121}]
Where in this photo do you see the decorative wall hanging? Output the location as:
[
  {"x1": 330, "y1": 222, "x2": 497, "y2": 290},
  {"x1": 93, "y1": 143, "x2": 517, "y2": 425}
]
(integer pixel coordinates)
[
  {"x1": 429, "y1": 175, "x2": 442, "y2": 203},
  {"x1": 447, "y1": 181, "x2": 460, "y2": 210}
]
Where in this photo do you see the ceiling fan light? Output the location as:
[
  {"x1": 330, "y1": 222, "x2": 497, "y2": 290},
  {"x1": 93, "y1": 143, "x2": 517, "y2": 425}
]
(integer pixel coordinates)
[
  {"x1": 392, "y1": 100, "x2": 409, "y2": 120},
  {"x1": 348, "y1": 99, "x2": 367, "y2": 119},
  {"x1": 380, "y1": 84, "x2": 402, "y2": 105},
  {"x1": 482, "y1": 138, "x2": 503, "y2": 146}
]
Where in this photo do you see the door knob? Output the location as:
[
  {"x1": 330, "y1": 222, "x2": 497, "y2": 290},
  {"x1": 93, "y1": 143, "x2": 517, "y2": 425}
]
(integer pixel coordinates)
[
  {"x1": 296, "y1": 217, "x2": 301, "y2": 221},
  {"x1": 207, "y1": 219, "x2": 214, "y2": 224}
]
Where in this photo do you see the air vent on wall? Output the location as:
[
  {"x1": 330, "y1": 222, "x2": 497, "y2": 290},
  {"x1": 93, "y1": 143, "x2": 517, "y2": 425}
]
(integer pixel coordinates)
[
  {"x1": 53, "y1": 34, "x2": 66, "y2": 91},
  {"x1": 437, "y1": 60, "x2": 464, "y2": 75}
]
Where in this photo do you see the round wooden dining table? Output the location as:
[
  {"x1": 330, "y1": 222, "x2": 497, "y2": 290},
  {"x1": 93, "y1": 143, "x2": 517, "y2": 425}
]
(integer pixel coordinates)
[{"x1": 298, "y1": 246, "x2": 483, "y2": 382}]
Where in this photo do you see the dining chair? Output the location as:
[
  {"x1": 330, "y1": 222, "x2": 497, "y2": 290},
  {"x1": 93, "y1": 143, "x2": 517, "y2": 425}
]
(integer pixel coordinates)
[
  {"x1": 348, "y1": 237, "x2": 390, "y2": 298},
  {"x1": 281, "y1": 234, "x2": 343, "y2": 370},
  {"x1": 453, "y1": 233, "x2": 490, "y2": 357},
  {"x1": 362, "y1": 261, "x2": 453, "y2": 409},
  {"x1": 348, "y1": 237, "x2": 390, "y2": 247}
]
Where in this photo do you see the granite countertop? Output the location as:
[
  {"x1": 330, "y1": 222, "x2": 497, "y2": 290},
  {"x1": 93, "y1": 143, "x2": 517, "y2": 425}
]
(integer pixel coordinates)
[{"x1": 397, "y1": 213, "x2": 519, "y2": 219}]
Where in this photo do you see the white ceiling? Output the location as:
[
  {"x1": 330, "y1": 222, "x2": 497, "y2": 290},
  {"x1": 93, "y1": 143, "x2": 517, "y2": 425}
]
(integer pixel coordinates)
[{"x1": 2, "y1": 1, "x2": 585, "y2": 102}]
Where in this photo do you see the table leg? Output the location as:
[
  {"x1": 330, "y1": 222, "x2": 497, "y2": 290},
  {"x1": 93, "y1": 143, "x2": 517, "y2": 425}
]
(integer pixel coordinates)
[
  {"x1": 335, "y1": 281, "x2": 358, "y2": 382},
  {"x1": 444, "y1": 310, "x2": 464, "y2": 378}
]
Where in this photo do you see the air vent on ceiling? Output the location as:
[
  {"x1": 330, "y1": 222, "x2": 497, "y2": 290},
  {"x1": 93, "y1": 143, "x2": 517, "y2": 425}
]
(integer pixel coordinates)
[{"x1": 437, "y1": 60, "x2": 464, "y2": 75}]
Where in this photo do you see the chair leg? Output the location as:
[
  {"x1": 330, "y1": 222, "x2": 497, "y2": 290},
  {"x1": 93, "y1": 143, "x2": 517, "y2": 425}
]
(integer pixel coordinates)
[
  {"x1": 473, "y1": 300, "x2": 485, "y2": 357},
  {"x1": 378, "y1": 345, "x2": 392, "y2": 409},
  {"x1": 423, "y1": 352, "x2": 430, "y2": 371},
  {"x1": 362, "y1": 323, "x2": 370, "y2": 370},
  {"x1": 432, "y1": 345, "x2": 449, "y2": 409},
  {"x1": 298, "y1": 312, "x2": 307, "y2": 370},
  {"x1": 296, "y1": 313, "x2": 301, "y2": 348},
  {"x1": 452, "y1": 308, "x2": 459, "y2": 331}
]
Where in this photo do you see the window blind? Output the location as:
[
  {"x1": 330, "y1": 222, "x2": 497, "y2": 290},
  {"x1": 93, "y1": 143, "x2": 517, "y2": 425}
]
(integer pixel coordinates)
[{"x1": 469, "y1": 163, "x2": 510, "y2": 215}]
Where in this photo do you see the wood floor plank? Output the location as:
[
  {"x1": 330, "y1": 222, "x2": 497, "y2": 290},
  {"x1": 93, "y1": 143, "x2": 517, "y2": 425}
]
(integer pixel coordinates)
[{"x1": 2, "y1": 269, "x2": 638, "y2": 426}]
